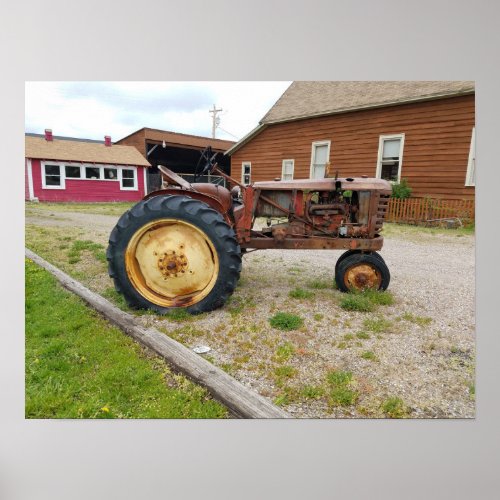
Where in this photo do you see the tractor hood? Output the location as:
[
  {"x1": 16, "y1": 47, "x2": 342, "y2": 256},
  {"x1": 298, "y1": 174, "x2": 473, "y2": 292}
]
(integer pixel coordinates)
[{"x1": 253, "y1": 177, "x2": 392, "y2": 195}]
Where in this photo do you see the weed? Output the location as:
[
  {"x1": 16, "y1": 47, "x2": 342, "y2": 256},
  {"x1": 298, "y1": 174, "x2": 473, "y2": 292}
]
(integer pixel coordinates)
[
  {"x1": 165, "y1": 308, "x2": 192, "y2": 322},
  {"x1": 337, "y1": 342, "x2": 348, "y2": 350},
  {"x1": 339, "y1": 294, "x2": 375, "y2": 312},
  {"x1": 269, "y1": 312, "x2": 304, "y2": 331},
  {"x1": 313, "y1": 313, "x2": 324, "y2": 322},
  {"x1": 356, "y1": 331, "x2": 371, "y2": 340},
  {"x1": 343, "y1": 333, "x2": 354, "y2": 341},
  {"x1": 401, "y1": 312, "x2": 432, "y2": 326},
  {"x1": 361, "y1": 351, "x2": 378, "y2": 361},
  {"x1": 363, "y1": 317, "x2": 393, "y2": 333},
  {"x1": 326, "y1": 370, "x2": 358, "y2": 407},
  {"x1": 273, "y1": 365, "x2": 297, "y2": 387},
  {"x1": 67, "y1": 240, "x2": 106, "y2": 264},
  {"x1": 307, "y1": 279, "x2": 334, "y2": 290},
  {"x1": 381, "y1": 397, "x2": 408, "y2": 418},
  {"x1": 300, "y1": 385, "x2": 325, "y2": 400},
  {"x1": 362, "y1": 289, "x2": 395, "y2": 306},
  {"x1": 275, "y1": 342, "x2": 296, "y2": 363},
  {"x1": 289, "y1": 288, "x2": 314, "y2": 300}
]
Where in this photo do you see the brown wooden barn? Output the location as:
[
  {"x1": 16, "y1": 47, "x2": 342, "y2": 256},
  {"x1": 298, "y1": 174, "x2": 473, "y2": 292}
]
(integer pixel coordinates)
[
  {"x1": 115, "y1": 128, "x2": 235, "y2": 193},
  {"x1": 227, "y1": 81, "x2": 475, "y2": 200}
]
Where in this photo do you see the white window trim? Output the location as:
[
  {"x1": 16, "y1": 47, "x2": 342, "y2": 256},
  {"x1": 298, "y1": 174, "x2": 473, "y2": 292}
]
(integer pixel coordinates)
[
  {"x1": 281, "y1": 159, "x2": 295, "y2": 180},
  {"x1": 376, "y1": 133, "x2": 405, "y2": 183},
  {"x1": 26, "y1": 159, "x2": 35, "y2": 200},
  {"x1": 309, "y1": 140, "x2": 331, "y2": 179},
  {"x1": 41, "y1": 161, "x2": 137, "y2": 190},
  {"x1": 465, "y1": 127, "x2": 475, "y2": 187},
  {"x1": 119, "y1": 167, "x2": 138, "y2": 191},
  {"x1": 241, "y1": 162, "x2": 252, "y2": 185},
  {"x1": 41, "y1": 161, "x2": 66, "y2": 189}
]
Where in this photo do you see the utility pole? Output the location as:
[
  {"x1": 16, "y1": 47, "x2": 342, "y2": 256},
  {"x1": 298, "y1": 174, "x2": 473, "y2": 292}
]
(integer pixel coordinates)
[{"x1": 209, "y1": 104, "x2": 223, "y2": 138}]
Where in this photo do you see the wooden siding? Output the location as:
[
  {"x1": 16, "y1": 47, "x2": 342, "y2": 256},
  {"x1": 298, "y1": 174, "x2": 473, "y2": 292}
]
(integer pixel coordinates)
[
  {"x1": 232, "y1": 95, "x2": 475, "y2": 200},
  {"x1": 30, "y1": 159, "x2": 146, "y2": 202},
  {"x1": 116, "y1": 129, "x2": 147, "y2": 156}
]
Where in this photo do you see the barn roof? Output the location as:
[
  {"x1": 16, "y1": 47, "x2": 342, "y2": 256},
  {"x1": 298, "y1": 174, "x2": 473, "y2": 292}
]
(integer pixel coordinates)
[
  {"x1": 25, "y1": 135, "x2": 151, "y2": 166},
  {"x1": 260, "y1": 81, "x2": 475, "y2": 124},
  {"x1": 226, "y1": 81, "x2": 475, "y2": 155},
  {"x1": 116, "y1": 127, "x2": 235, "y2": 152}
]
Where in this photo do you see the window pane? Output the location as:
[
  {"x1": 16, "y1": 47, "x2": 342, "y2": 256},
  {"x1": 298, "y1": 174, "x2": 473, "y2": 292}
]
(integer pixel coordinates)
[
  {"x1": 45, "y1": 165, "x2": 60, "y2": 175},
  {"x1": 85, "y1": 167, "x2": 100, "y2": 179},
  {"x1": 243, "y1": 174, "x2": 251, "y2": 184},
  {"x1": 65, "y1": 166, "x2": 81, "y2": 178},
  {"x1": 104, "y1": 168, "x2": 117, "y2": 180},
  {"x1": 382, "y1": 139, "x2": 400, "y2": 159},
  {"x1": 122, "y1": 178, "x2": 134, "y2": 188},
  {"x1": 243, "y1": 165, "x2": 251, "y2": 174},
  {"x1": 381, "y1": 163, "x2": 399, "y2": 182},
  {"x1": 45, "y1": 175, "x2": 60, "y2": 186},
  {"x1": 314, "y1": 144, "x2": 328, "y2": 163},
  {"x1": 122, "y1": 169, "x2": 134, "y2": 179}
]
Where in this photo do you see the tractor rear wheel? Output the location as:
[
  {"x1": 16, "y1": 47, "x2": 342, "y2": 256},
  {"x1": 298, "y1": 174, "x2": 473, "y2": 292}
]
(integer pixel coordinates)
[
  {"x1": 107, "y1": 195, "x2": 241, "y2": 314},
  {"x1": 336, "y1": 253, "x2": 390, "y2": 293}
]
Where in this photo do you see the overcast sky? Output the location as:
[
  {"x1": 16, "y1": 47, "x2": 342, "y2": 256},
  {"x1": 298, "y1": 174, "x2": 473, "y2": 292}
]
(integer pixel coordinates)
[{"x1": 25, "y1": 81, "x2": 292, "y2": 143}]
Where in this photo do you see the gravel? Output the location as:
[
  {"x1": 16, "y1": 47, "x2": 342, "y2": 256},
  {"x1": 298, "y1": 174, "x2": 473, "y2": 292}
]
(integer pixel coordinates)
[{"x1": 26, "y1": 207, "x2": 475, "y2": 418}]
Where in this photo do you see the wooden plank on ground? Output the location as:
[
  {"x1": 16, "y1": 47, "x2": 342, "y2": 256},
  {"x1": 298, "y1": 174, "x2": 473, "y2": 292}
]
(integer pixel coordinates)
[{"x1": 25, "y1": 249, "x2": 289, "y2": 419}]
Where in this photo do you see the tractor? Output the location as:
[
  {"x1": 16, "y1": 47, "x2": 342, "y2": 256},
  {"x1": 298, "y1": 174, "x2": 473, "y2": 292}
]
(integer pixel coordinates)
[{"x1": 107, "y1": 147, "x2": 392, "y2": 314}]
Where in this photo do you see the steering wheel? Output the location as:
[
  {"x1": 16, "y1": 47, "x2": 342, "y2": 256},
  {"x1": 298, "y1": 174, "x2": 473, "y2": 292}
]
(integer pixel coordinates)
[{"x1": 194, "y1": 146, "x2": 218, "y2": 181}]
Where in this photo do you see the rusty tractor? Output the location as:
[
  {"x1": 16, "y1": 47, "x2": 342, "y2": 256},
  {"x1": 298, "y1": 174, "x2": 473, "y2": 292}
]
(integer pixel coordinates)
[{"x1": 107, "y1": 147, "x2": 392, "y2": 314}]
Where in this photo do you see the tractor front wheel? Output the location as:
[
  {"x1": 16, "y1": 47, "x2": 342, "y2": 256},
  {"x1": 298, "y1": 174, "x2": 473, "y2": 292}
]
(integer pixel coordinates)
[
  {"x1": 336, "y1": 253, "x2": 390, "y2": 293},
  {"x1": 107, "y1": 195, "x2": 241, "y2": 314}
]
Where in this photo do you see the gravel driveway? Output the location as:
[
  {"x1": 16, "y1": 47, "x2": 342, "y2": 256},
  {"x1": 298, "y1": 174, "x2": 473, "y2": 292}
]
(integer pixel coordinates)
[{"x1": 26, "y1": 207, "x2": 475, "y2": 418}]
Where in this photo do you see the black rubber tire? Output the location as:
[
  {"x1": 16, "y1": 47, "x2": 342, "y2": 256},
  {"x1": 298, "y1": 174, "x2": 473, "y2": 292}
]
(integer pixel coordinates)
[
  {"x1": 334, "y1": 250, "x2": 385, "y2": 285},
  {"x1": 107, "y1": 195, "x2": 241, "y2": 314},
  {"x1": 336, "y1": 253, "x2": 390, "y2": 293}
]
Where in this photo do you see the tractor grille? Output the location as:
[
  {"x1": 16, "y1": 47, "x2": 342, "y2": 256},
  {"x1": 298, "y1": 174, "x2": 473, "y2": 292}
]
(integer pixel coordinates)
[{"x1": 375, "y1": 194, "x2": 391, "y2": 233}]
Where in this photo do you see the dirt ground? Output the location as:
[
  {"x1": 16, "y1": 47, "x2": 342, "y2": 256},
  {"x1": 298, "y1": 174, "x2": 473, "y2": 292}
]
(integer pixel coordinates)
[{"x1": 25, "y1": 204, "x2": 475, "y2": 418}]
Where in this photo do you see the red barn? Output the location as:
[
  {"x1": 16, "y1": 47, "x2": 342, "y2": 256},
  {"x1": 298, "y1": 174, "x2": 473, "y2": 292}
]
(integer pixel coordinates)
[{"x1": 25, "y1": 131, "x2": 151, "y2": 202}]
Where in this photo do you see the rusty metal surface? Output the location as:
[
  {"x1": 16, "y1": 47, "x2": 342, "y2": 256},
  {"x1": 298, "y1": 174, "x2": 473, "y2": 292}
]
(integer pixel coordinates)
[
  {"x1": 240, "y1": 236, "x2": 384, "y2": 251},
  {"x1": 125, "y1": 218, "x2": 219, "y2": 307},
  {"x1": 254, "y1": 177, "x2": 392, "y2": 194},
  {"x1": 343, "y1": 263, "x2": 382, "y2": 290}
]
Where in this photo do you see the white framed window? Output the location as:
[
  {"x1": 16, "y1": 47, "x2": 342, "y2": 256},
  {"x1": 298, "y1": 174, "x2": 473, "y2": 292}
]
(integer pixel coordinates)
[
  {"x1": 376, "y1": 134, "x2": 405, "y2": 182},
  {"x1": 41, "y1": 162, "x2": 65, "y2": 189},
  {"x1": 282, "y1": 159, "x2": 294, "y2": 181},
  {"x1": 65, "y1": 165, "x2": 82, "y2": 179},
  {"x1": 465, "y1": 127, "x2": 475, "y2": 187},
  {"x1": 310, "y1": 141, "x2": 331, "y2": 179},
  {"x1": 120, "y1": 168, "x2": 138, "y2": 190},
  {"x1": 242, "y1": 162, "x2": 251, "y2": 185}
]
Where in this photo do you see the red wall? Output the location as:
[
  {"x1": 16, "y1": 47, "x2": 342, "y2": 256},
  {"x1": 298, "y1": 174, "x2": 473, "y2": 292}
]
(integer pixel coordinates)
[
  {"x1": 29, "y1": 159, "x2": 146, "y2": 202},
  {"x1": 25, "y1": 160, "x2": 30, "y2": 200}
]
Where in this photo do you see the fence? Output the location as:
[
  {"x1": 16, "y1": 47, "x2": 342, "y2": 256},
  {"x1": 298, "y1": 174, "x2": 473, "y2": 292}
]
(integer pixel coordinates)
[{"x1": 386, "y1": 197, "x2": 475, "y2": 225}]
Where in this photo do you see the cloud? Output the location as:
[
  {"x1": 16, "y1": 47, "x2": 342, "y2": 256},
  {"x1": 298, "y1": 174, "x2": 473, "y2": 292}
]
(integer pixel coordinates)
[{"x1": 25, "y1": 81, "x2": 292, "y2": 141}]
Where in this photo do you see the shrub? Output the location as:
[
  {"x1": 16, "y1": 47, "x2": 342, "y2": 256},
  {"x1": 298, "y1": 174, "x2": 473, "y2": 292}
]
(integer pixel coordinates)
[
  {"x1": 391, "y1": 178, "x2": 412, "y2": 199},
  {"x1": 382, "y1": 397, "x2": 408, "y2": 418}
]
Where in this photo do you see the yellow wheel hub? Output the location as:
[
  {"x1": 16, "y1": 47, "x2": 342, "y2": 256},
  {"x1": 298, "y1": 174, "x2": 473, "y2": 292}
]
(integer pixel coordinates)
[
  {"x1": 344, "y1": 264, "x2": 381, "y2": 290},
  {"x1": 125, "y1": 219, "x2": 219, "y2": 308}
]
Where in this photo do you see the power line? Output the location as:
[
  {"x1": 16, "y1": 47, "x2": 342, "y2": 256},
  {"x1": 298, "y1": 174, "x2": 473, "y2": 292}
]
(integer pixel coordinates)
[{"x1": 216, "y1": 126, "x2": 239, "y2": 140}]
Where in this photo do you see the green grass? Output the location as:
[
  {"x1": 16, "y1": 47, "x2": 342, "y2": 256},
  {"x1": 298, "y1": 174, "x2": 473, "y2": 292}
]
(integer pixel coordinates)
[
  {"x1": 361, "y1": 351, "x2": 378, "y2": 361},
  {"x1": 356, "y1": 331, "x2": 371, "y2": 340},
  {"x1": 67, "y1": 239, "x2": 107, "y2": 264},
  {"x1": 381, "y1": 397, "x2": 409, "y2": 418},
  {"x1": 363, "y1": 317, "x2": 393, "y2": 333},
  {"x1": 326, "y1": 370, "x2": 358, "y2": 407},
  {"x1": 289, "y1": 287, "x2": 314, "y2": 299},
  {"x1": 306, "y1": 279, "x2": 334, "y2": 290},
  {"x1": 399, "y1": 312, "x2": 433, "y2": 326},
  {"x1": 26, "y1": 201, "x2": 134, "y2": 216},
  {"x1": 269, "y1": 312, "x2": 304, "y2": 331},
  {"x1": 339, "y1": 294, "x2": 375, "y2": 312},
  {"x1": 25, "y1": 258, "x2": 227, "y2": 419},
  {"x1": 275, "y1": 342, "x2": 296, "y2": 362}
]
